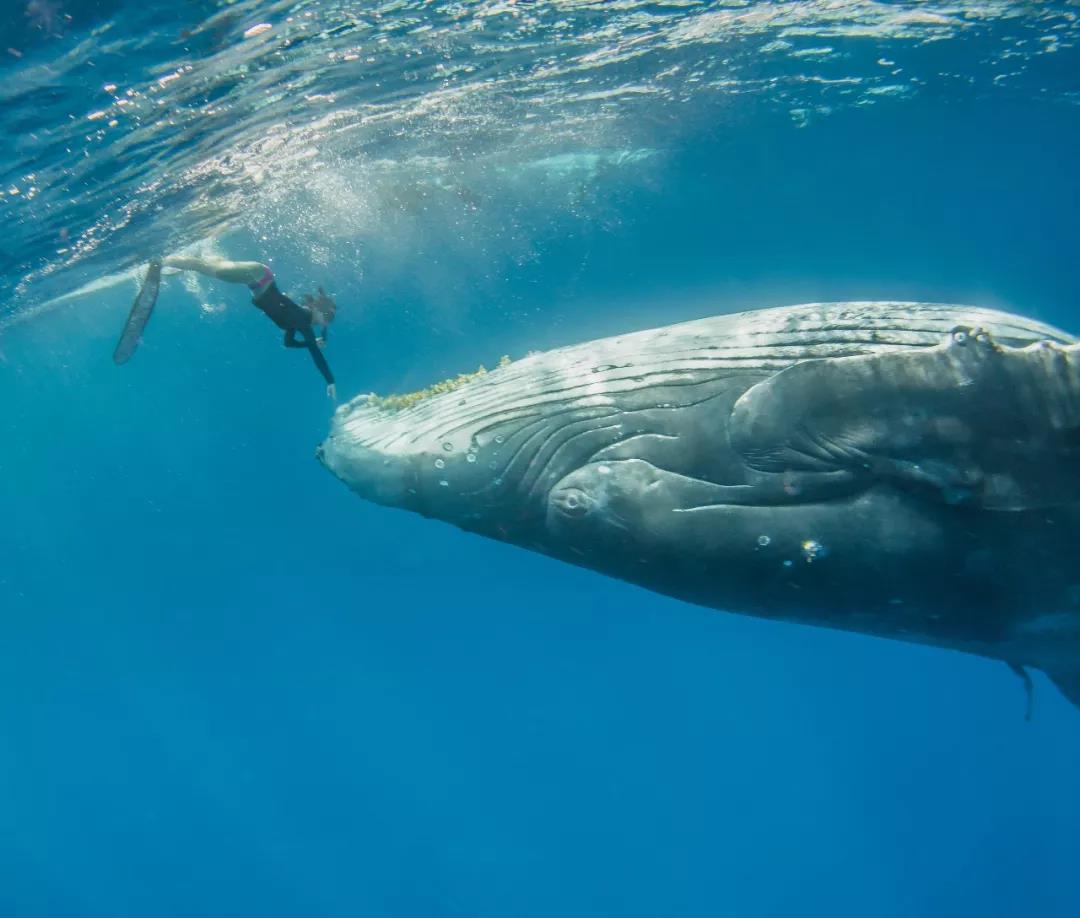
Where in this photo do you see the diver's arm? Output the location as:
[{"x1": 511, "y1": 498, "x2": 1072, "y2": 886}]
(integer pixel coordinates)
[
  {"x1": 302, "y1": 327, "x2": 336, "y2": 396},
  {"x1": 162, "y1": 255, "x2": 267, "y2": 286}
]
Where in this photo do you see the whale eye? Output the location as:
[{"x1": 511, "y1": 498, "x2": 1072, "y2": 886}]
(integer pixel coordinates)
[{"x1": 551, "y1": 487, "x2": 592, "y2": 518}]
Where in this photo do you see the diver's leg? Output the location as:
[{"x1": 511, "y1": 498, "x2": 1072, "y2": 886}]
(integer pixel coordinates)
[{"x1": 163, "y1": 255, "x2": 267, "y2": 286}]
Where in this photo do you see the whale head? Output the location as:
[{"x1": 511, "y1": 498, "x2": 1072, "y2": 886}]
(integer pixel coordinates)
[{"x1": 316, "y1": 327, "x2": 750, "y2": 548}]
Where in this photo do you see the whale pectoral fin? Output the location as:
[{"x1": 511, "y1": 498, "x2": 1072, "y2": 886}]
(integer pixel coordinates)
[
  {"x1": 729, "y1": 328, "x2": 1080, "y2": 510},
  {"x1": 1045, "y1": 667, "x2": 1080, "y2": 715},
  {"x1": 1007, "y1": 662, "x2": 1035, "y2": 722}
]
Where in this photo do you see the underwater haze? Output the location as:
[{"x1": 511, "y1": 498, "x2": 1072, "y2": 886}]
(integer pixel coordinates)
[{"x1": 2, "y1": 1, "x2": 1080, "y2": 916}]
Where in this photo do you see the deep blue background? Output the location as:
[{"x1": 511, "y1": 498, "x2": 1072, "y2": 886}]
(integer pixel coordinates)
[{"x1": 3, "y1": 97, "x2": 1080, "y2": 916}]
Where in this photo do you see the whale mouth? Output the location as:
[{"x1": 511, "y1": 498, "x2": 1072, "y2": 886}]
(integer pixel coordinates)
[
  {"x1": 314, "y1": 329, "x2": 743, "y2": 536},
  {"x1": 316, "y1": 410, "x2": 422, "y2": 512},
  {"x1": 317, "y1": 341, "x2": 661, "y2": 521},
  {"x1": 317, "y1": 386, "x2": 640, "y2": 533}
]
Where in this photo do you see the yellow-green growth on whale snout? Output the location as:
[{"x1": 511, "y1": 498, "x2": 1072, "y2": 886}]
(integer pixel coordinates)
[{"x1": 365, "y1": 355, "x2": 513, "y2": 412}]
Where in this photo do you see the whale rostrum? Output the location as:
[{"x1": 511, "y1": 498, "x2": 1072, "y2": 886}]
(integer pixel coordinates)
[{"x1": 318, "y1": 302, "x2": 1080, "y2": 716}]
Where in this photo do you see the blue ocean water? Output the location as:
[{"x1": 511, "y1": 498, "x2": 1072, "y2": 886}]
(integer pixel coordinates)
[{"x1": 2, "y1": 2, "x2": 1080, "y2": 916}]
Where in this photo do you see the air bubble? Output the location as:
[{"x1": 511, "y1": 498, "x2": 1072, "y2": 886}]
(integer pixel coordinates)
[
  {"x1": 801, "y1": 539, "x2": 828, "y2": 563},
  {"x1": 757, "y1": 535, "x2": 771, "y2": 547},
  {"x1": 434, "y1": 458, "x2": 445, "y2": 469},
  {"x1": 783, "y1": 559, "x2": 793, "y2": 568},
  {"x1": 438, "y1": 480, "x2": 449, "y2": 487},
  {"x1": 493, "y1": 477, "x2": 503, "y2": 486},
  {"x1": 466, "y1": 454, "x2": 477, "y2": 463},
  {"x1": 442, "y1": 442, "x2": 453, "y2": 452},
  {"x1": 494, "y1": 435, "x2": 505, "y2": 444}
]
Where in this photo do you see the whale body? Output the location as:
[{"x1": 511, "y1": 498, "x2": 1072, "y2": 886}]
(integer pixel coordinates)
[{"x1": 318, "y1": 302, "x2": 1080, "y2": 714}]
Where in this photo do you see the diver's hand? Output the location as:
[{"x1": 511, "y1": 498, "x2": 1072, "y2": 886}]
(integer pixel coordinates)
[
  {"x1": 327, "y1": 383, "x2": 337, "y2": 401},
  {"x1": 317, "y1": 337, "x2": 327, "y2": 349}
]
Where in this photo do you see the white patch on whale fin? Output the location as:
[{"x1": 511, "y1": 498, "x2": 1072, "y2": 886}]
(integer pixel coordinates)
[
  {"x1": 728, "y1": 327, "x2": 1080, "y2": 510},
  {"x1": 1045, "y1": 668, "x2": 1080, "y2": 715}
]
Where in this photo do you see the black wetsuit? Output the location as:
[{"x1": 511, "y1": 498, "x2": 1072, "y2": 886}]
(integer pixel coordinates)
[{"x1": 252, "y1": 282, "x2": 334, "y2": 386}]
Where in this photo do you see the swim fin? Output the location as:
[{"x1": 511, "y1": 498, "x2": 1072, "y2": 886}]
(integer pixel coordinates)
[{"x1": 113, "y1": 258, "x2": 163, "y2": 365}]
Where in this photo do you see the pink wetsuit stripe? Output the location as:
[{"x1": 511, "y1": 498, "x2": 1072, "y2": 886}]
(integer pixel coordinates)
[{"x1": 249, "y1": 266, "x2": 274, "y2": 296}]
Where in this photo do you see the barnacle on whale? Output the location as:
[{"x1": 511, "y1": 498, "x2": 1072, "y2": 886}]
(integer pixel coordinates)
[{"x1": 365, "y1": 355, "x2": 513, "y2": 412}]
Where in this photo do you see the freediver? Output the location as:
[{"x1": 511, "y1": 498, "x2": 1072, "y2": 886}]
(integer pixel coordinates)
[{"x1": 162, "y1": 255, "x2": 337, "y2": 399}]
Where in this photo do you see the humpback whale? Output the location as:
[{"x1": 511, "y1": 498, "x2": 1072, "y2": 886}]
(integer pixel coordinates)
[{"x1": 318, "y1": 302, "x2": 1080, "y2": 715}]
